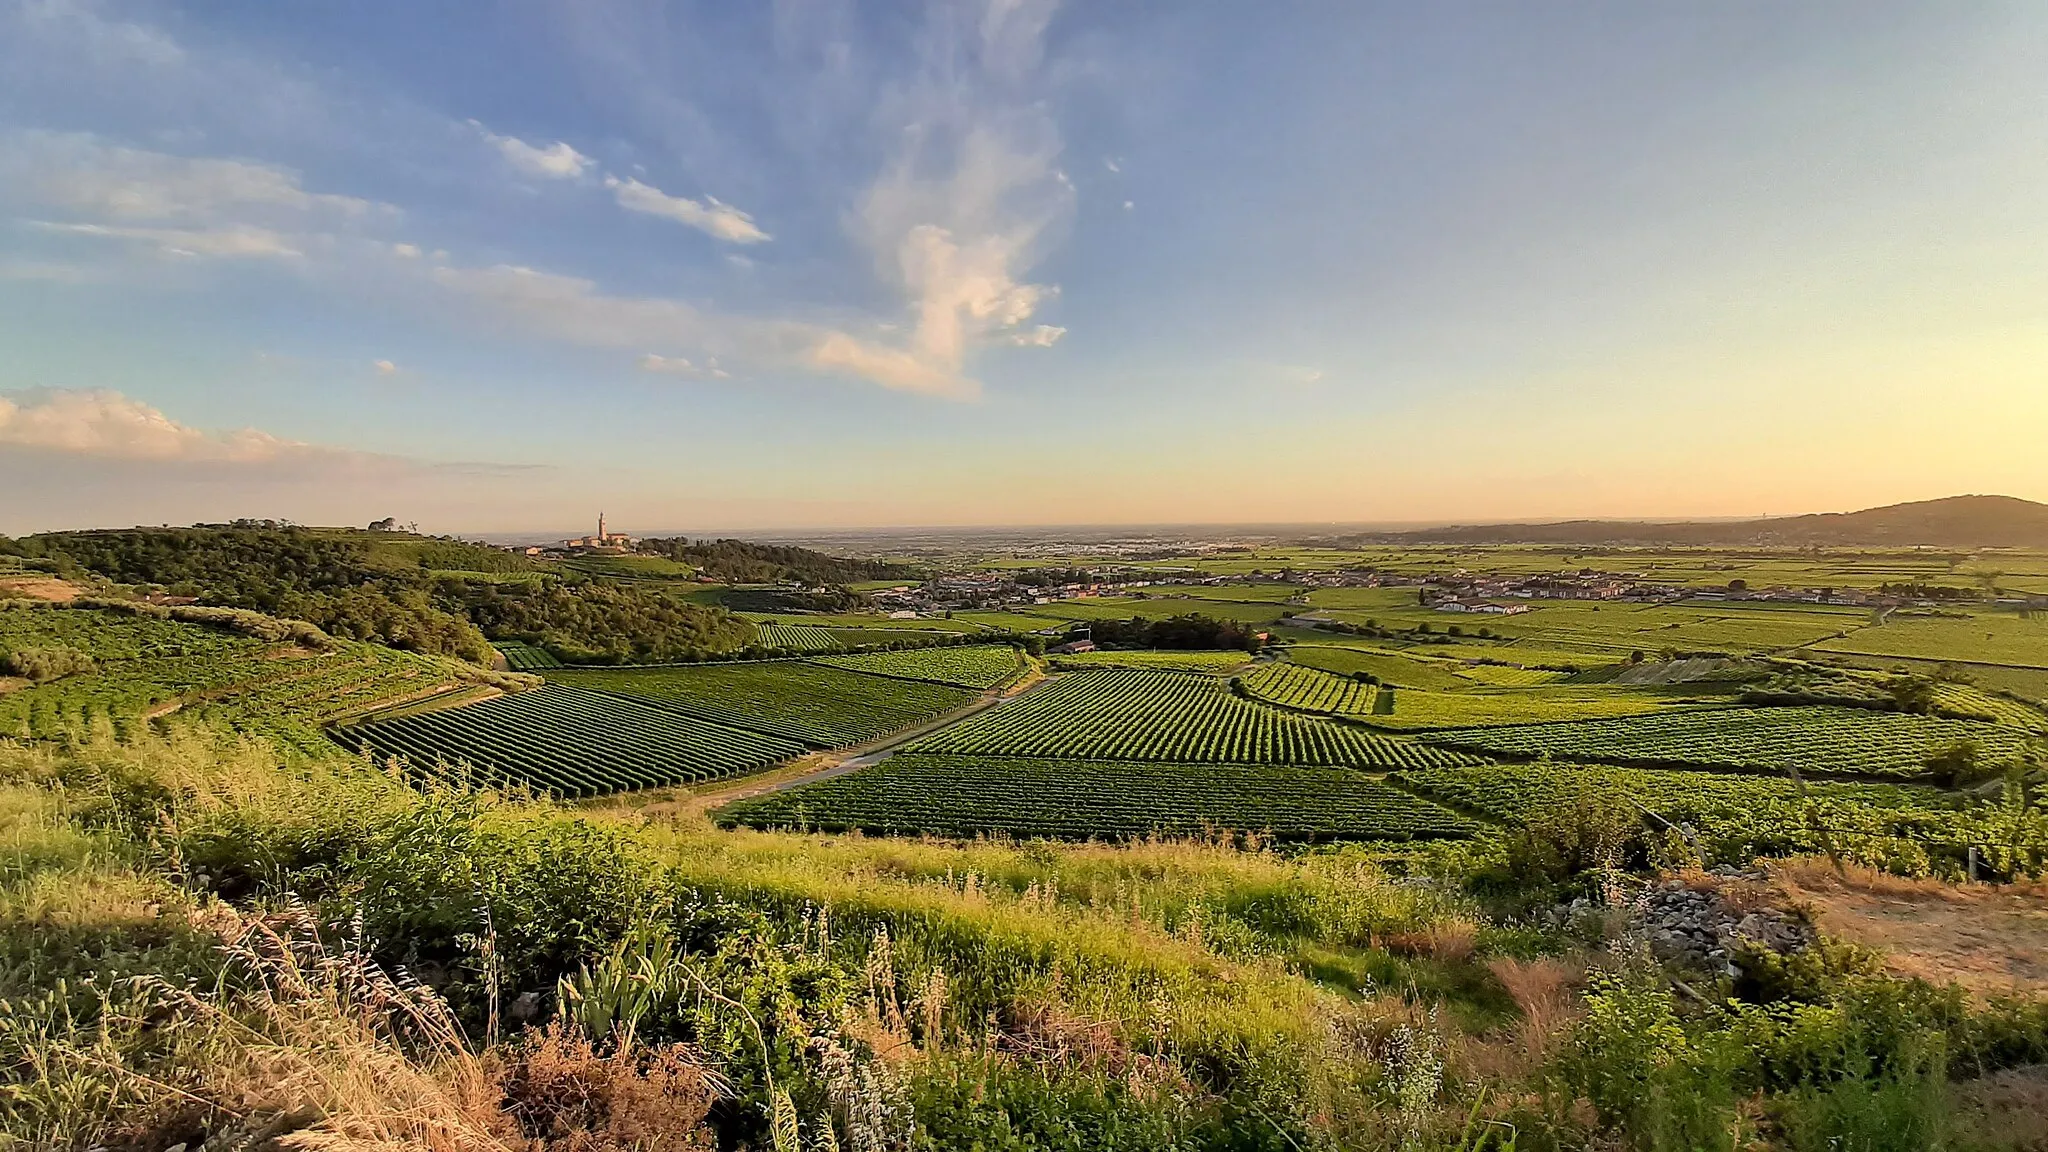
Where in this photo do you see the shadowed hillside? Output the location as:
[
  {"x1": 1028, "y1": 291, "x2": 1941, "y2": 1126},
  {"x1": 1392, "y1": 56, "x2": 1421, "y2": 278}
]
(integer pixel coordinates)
[{"x1": 1377, "y1": 495, "x2": 2048, "y2": 548}]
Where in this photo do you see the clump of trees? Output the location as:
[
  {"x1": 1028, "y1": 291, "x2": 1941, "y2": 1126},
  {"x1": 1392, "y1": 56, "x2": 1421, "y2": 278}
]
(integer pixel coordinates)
[
  {"x1": 1084, "y1": 613, "x2": 1261, "y2": 652},
  {"x1": 636, "y1": 538, "x2": 918, "y2": 585},
  {"x1": 2, "y1": 645, "x2": 96, "y2": 682}
]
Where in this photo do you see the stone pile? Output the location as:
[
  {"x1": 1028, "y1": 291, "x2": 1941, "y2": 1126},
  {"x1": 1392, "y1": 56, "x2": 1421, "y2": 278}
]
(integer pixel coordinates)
[{"x1": 1638, "y1": 872, "x2": 1811, "y2": 974}]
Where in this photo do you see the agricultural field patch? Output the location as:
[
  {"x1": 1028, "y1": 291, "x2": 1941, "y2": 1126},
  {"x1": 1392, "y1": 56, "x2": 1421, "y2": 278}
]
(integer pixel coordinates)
[
  {"x1": 0, "y1": 605, "x2": 471, "y2": 753},
  {"x1": 906, "y1": 667, "x2": 1479, "y2": 770},
  {"x1": 1393, "y1": 761, "x2": 1949, "y2": 824},
  {"x1": 1018, "y1": 597, "x2": 1290, "y2": 627},
  {"x1": 1391, "y1": 762, "x2": 2041, "y2": 875},
  {"x1": 491, "y1": 640, "x2": 562, "y2": 671},
  {"x1": 812, "y1": 644, "x2": 1022, "y2": 689},
  {"x1": 1815, "y1": 612, "x2": 2048, "y2": 669},
  {"x1": 1139, "y1": 582, "x2": 1305, "y2": 603},
  {"x1": 1452, "y1": 663, "x2": 1572, "y2": 687},
  {"x1": 1361, "y1": 687, "x2": 1690, "y2": 731},
  {"x1": 1931, "y1": 684, "x2": 2048, "y2": 733},
  {"x1": 336, "y1": 683, "x2": 805, "y2": 797},
  {"x1": 715, "y1": 754, "x2": 1477, "y2": 842},
  {"x1": 1238, "y1": 662, "x2": 1377, "y2": 715},
  {"x1": 1812, "y1": 654, "x2": 2048, "y2": 708},
  {"x1": 1048, "y1": 650, "x2": 1253, "y2": 673},
  {"x1": 1417, "y1": 706, "x2": 2030, "y2": 779},
  {"x1": 1282, "y1": 644, "x2": 1475, "y2": 690},
  {"x1": 550, "y1": 660, "x2": 974, "y2": 746},
  {"x1": 757, "y1": 623, "x2": 838, "y2": 652},
  {"x1": 949, "y1": 610, "x2": 1066, "y2": 633}
]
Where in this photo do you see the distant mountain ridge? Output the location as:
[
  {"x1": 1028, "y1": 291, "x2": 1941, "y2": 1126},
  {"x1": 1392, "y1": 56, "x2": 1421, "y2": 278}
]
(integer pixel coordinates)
[{"x1": 1375, "y1": 495, "x2": 2048, "y2": 548}]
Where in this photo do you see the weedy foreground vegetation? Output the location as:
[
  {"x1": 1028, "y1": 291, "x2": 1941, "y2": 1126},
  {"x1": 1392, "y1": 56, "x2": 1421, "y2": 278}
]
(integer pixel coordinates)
[{"x1": 7, "y1": 723, "x2": 2048, "y2": 1152}]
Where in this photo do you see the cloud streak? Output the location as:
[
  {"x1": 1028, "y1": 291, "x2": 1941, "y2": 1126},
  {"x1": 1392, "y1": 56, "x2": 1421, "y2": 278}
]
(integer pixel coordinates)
[
  {"x1": 471, "y1": 122, "x2": 593, "y2": 180},
  {"x1": 606, "y1": 175, "x2": 770, "y2": 243}
]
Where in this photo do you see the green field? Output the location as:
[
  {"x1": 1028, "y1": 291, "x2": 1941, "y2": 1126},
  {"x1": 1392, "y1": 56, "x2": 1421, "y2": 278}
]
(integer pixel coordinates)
[
  {"x1": 1238, "y1": 662, "x2": 1378, "y2": 715},
  {"x1": 757, "y1": 623, "x2": 839, "y2": 651},
  {"x1": 1392, "y1": 761, "x2": 2042, "y2": 874},
  {"x1": 550, "y1": 660, "x2": 974, "y2": 746},
  {"x1": 1047, "y1": 649, "x2": 1253, "y2": 673},
  {"x1": 812, "y1": 644, "x2": 1022, "y2": 689},
  {"x1": 491, "y1": 640, "x2": 562, "y2": 670},
  {"x1": 716, "y1": 754, "x2": 1477, "y2": 842},
  {"x1": 1364, "y1": 687, "x2": 1691, "y2": 731},
  {"x1": 907, "y1": 667, "x2": 1479, "y2": 770},
  {"x1": 1282, "y1": 644, "x2": 1477, "y2": 690},
  {"x1": 1418, "y1": 705, "x2": 2030, "y2": 779},
  {"x1": 336, "y1": 683, "x2": 806, "y2": 797},
  {"x1": 1, "y1": 603, "x2": 476, "y2": 755},
  {"x1": 1814, "y1": 612, "x2": 2048, "y2": 669}
]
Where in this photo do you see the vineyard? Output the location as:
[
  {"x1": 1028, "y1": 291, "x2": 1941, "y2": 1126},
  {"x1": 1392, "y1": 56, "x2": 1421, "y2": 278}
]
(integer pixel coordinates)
[
  {"x1": 1046, "y1": 649, "x2": 1252, "y2": 673},
  {"x1": 492, "y1": 640, "x2": 562, "y2": 671},
  {"x1": 905, "y1": 668, "x2": 1480, "y2": 769},
  {"x1": 716, "y1": 754, "x2": 1478, "y2": 842},
  {"x1": 757, "y1": 623, "x2": 838, "y2": 652},
  {"x1": 1417, "y1": 705, "x2": 2031, "y2": 779},
  {"x1": 1238, "y1": 662, "x2": 1378, "y2": 715},
  {"x1": 1, "y1": 604, "x2": 474, "y2": 750},
  {"x1": 1281, "y1": 645, "x2": 1474, "y2": 690},
  {"x1": 336, "y1": 683, "x2": 807, "y2": 797},
  {"x1": 550, "y1": 660, "x2": 974, "y2": 746},
  {"x1": 1392, "y1": 762, "x2": 1949, "y2": 824},
  {"x1": 811, "y1": 644, "x2": 1022, "y2": 689},
  {"x1": 1361, "y1": 688, "x2": 1693, "y2": 731},
  {"x1": 1393, "y1": 762, "x2": 2048, "y2": 876}
]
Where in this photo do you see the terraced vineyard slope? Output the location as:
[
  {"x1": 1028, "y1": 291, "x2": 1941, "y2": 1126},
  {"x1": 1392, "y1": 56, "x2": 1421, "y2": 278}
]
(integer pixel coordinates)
[
  {"x1": 718, "y1": 754, "x2": 1477, "y2": 841},
  {"x1": 335, "y1": 683, "x2": 807, "y2": 797},
  {"x1": 907, "y1": 667, "x2": 1479, "y2": 769},
  {"x1": 1, "y1": 602, "x2": 478, "y2": 754}
]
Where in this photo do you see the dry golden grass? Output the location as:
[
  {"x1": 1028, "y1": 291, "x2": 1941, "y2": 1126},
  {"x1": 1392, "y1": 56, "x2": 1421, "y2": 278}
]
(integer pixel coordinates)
[
  {"x1": 1771, "y1": 859, "x2": 2048, "y2": 997},
  {"x1": 1486, "y1": 956, "x2": 1584, "y2": 1063},
  {"x1": 0, "y1": 575, "x2": 81, "y2": 602}
]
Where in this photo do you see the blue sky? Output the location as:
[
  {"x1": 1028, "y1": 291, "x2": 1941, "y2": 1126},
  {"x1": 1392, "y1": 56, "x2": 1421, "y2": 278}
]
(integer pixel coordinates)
[{"x1": 2, "y1": 0, "x2": 2045, "y2": 535}]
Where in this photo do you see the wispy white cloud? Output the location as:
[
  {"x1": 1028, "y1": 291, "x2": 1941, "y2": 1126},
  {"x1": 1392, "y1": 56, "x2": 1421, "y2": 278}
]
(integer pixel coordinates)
[
  {"x1": 0, "y1": 389, "x2": 308, "y2": 462},
  {"x1": 33, "y1": 221, "x2": 302, "y2": 259},
  {"x1": 4, "y1": 131, "x2": 377, "y2": 221},
  {"x1": 372, "y1": 359, "x2": 398, "y2": 376},
  {"x1": 824, "y1": 0, "x2": 1071, "y2": 396},
  {"x1": 809, "y1": 333, "x2": 979, "y2": 399},
  {"x1": 604, "y1": 175, "x2": 770, "y2": 244},
  {"x1": 639, "y1": 353, "x2": 730, "y2": 379},
  {"x1": 471, "y1": 122, "x2": 593, "y2": 180},
  {"x1": 1007, "y1": 324, "x2": 1065, "y2": 347}
]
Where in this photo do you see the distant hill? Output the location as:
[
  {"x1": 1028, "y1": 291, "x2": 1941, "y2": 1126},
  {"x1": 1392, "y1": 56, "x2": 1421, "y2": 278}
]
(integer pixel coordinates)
[{"x1": 1372, "y1": 496, "x2": 2048, "y2": 548}]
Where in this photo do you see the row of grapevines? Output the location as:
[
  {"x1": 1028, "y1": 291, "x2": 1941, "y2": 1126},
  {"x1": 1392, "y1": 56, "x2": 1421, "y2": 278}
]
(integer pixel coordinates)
[
  {"x1": 1394, "y1": 762, "x2": 2048, "y2": 877},
  {"x1": 335, "y1": 683, "x2": 808, "y2": 797},
  {"x1": 1238, "y1": 662, "x2": 1377, "y2": 714},
  {"x1": 907, "y1": 668, "x2": 1480, "y2": 769},
  {"x1": 810, "y1": 644, "x2": 1022, "y2": 689},
  {"x1": 757, "y1": 624, "x2": 839, "y2": 652},
  {"x1": 717, "y1": 754, "x2": 1477, "y2": 842},
  {"x1": 1416, "y1": 705, "x2": 2030, "y2": 778},
  {"x1": 492, "y1": 640, "x2": 562, "y2": 670},
  {"x1": 550, "y1": 660, "x2": 974, "y2": 746}
]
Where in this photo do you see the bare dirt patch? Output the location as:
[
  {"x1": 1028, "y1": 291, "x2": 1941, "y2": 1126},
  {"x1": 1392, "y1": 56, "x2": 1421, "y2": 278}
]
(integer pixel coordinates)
[
  {"x1": 1771, "y1": 860, "x2": 2048, "y2": 997},
  {"x1": 0, "y1": 576, "x2": 80, "y2": 602},
  {"x1": 0, "y1": 676, "x2": 27, "y2": 696}
]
